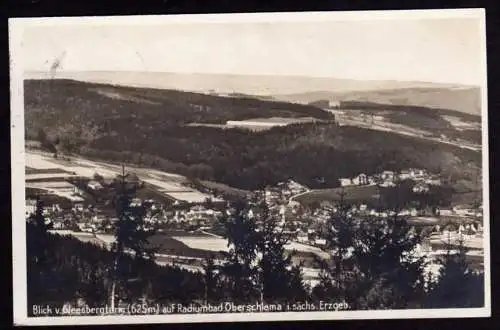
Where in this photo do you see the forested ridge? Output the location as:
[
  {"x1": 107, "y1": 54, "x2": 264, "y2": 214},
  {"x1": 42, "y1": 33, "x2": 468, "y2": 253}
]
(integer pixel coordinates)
[{"x1": 25, "y1": 79, "x2": 481, "y2": 191}]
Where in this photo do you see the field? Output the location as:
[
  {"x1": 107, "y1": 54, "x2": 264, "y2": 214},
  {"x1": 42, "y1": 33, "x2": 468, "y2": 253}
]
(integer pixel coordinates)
[
  {"x1": 26, "y1": 179, "x2": 83, "y2": 202},
  {"x1": 147, "y1": 232, "x2": 225, "y2": 259},
  {"x1": 294, "y1": 184, "x2": 380, "y2": 205},
  {"x1": 165, "y1": 232, "x2": 329, "y2": 260},
  {"x1": 84, "y1": 229, "x2": 331, "y2": 263},
  {"x1": 25, "y1": 167, "x2": 70, "y2": 175},
  {"x1": 25, "y1": 173, "x2": 77, "y2": 181},
  {"x1": 171, "y1": 235, "x2": 229, "y2": 253},
  {"x1": 25, "y1": 151, "x2": 216, "y2": 204},
  {"x1": 199, "y1": 180, "x2": 251, "y2": 198}
]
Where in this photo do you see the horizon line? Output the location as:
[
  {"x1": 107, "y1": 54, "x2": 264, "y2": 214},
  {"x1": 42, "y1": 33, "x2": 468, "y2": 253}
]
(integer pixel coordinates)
[{"x1": 24, "y1": 69, "x2": 479, "y2": 88}]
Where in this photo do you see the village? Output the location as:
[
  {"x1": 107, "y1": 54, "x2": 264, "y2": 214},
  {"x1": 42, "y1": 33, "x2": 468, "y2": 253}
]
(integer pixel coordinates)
[{"x1": 25, "y1": 148, "x2": 485, "y2": 288}]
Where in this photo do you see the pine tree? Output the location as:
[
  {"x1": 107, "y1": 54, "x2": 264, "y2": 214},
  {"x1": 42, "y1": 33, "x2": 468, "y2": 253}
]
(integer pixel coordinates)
[
  {"x1": 202, "y1": 255, "x2": 221, "y2": 304},
  {"x1": 26, "y1": 197, "x2": 51, "y2": 310},
  {"x1": 316, "y1": 189, "x2": 427, "y2": 309},
  {"x1": 221, "y1": 201, "x2": 261, "y2": 303},
  {"x1": 79, "y1": 262, "x2": 108, "y2": 308},
  {"x1": 221, "y1": 199, "x2": 307, "y2": 304},
  {"x1": 426, "y1": 235, "x2": 484, "y2": 308},
  {"x1": 315, "y1": 190, "x2": 358, "y2": 304},
  {"x1": 256, "y1": 202, "x2": 307, "y2": 303},
  {"x1": 109, "y1": 165, "x2": 156, "y2": 310},
  {"x1": 353, "y1": 215, "x2": 427, "y2": 309}
]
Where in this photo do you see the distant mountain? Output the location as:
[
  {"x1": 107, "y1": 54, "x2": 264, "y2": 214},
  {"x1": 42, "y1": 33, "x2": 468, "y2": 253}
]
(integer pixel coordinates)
[
  {"x1": 24, "y1": 70, "x2": 472, "y2": 99},
  {"x1": 273, "y1": 87, "x2": 482, "y2": 116}
]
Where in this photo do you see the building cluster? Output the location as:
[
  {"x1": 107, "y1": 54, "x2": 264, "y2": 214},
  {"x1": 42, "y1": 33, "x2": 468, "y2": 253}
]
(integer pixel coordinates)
[
  {"x1": 25, "y1": 192, "x2": 227, "y2": 234},
  {"x1": 435, "y1": 204, "x2": 482, "y2": 218},
  {"x1": 339, "y1": 168, "x2": 442, "y2": 192}
]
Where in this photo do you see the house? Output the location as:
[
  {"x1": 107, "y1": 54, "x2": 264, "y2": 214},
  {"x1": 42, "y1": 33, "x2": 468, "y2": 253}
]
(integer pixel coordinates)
[
  {"x1": 379, "y1": 171, "x2": 396, "y2": 187},
  {"x1": 453, "y1": 206, "x2": 475, "y2": 217},
  {"x1": 339, "y1": 178, "x2": 353, "y2": 187},
  {"x1": 381, "y1": 171, "x2": 395, "y2": 181},
  {"x1": 87, "y1": 180, "x2": 103, "y2": 191},
  {"x1": 25, "y1": 199, "x2": 37, "y2": 217},
  {"x1": 425, "y1": 178, "x2": 442, "y2": 186},
  {"x1": 297, "y1": 232, "x2": 309, "y2": 243},
  {"x1": 399, "y1": 170, "x2": 412, "y2": 180},
  {"x1": 73, "y1": 203, "x2": 84, "y2": 212},
  {"x1": 76, "y1": 222, "x2": 87, "y2": 231},
  {"x1": 328, "y1": 100, "x2": 340, "y2": 108},
  {"x1": 130, "y1": 198, "x2": 142, "y2": 207},
  {"x1": 352, "y1": 173, "x2": 369, "y2": 186},
  {"x1": 436, "y1": 208, "x2": 453, "y2": 216},
  {"x1": 409, "y1": 168, "x2": 426, "y2": 179},
  {"x1": 264, "y1": 188, "x2": 281, "y2": 204},
  {"x1": 51, "y1": 204, "x2": 61, "y2": 212},
  {"x1": 412, "y1": 182, "x2": 430, "y2": 193},
  {"x1": 287, "y1": 180, "x2": 308, "y2": 193},
  {"x1": 315, "y1": 238, "x2": 327, "y2": 247},
  {"x1": 367, "y1": 176, "x2": 376, "y2": 184},
  {"x1": 398, "y1": 209, "x2": 410, "y2": 216}
]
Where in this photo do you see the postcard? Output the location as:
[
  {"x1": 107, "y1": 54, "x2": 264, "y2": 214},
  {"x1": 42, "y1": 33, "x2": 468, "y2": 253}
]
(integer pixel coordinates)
[{"x1": 10, "y1": 9, "x2": 490, "y2": 326}]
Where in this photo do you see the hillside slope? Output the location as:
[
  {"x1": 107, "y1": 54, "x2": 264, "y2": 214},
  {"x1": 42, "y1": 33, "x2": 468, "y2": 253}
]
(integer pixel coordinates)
[
  {"x1": 274, "y1": 87, "x2": 482, "y2": 116},
  {"x1": 24, "y1": 79, "x2": 333, "y2": 141}
]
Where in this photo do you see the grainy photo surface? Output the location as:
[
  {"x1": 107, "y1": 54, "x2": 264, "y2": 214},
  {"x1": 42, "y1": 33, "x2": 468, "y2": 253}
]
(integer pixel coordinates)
[{"x1": 10, "y1": 9, "x2": 490, "y2": 326}]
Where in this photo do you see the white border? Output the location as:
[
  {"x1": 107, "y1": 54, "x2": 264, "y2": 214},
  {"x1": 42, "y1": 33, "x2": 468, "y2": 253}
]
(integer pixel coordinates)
[{"x1": 10, "y1": 9, "x2": 490, "y2": 326}]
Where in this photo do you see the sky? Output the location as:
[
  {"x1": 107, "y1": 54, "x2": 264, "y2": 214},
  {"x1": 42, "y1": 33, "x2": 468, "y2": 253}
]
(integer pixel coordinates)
[{"x1": 19, "y1": 12, "x2": 486, "y2": 85}]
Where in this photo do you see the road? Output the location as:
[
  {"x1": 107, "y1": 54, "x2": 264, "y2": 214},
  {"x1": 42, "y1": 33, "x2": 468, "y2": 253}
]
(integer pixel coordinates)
[
  {"x1": 331, "y1": 112, "x2": 481, "y2": 152},
  {"x1": 289, "y1": 190, "x2": 314, "y2": 202}
]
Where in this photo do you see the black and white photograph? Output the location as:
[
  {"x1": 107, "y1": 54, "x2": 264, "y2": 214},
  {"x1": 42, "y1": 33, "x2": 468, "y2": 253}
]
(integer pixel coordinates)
[{"x1": 10, "y1": 9, "x2": 490, "y2": 326}]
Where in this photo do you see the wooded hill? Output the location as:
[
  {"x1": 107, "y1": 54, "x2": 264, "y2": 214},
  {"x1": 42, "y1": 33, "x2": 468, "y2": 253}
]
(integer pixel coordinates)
[{"x1": 25, "y1": 79, "x2": 481, "y2": 191}]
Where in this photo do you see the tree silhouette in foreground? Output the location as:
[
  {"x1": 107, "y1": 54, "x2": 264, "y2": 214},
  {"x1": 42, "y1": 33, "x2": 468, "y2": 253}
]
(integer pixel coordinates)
[
  {"x1": 425, "y1": 234, "x2": 484, "y2": 308},
  {"x1": 202, "y1": 255, "x2": 223, "y2": 304},
  {"x1": 220, "y1": 200, "x2": 308, "y2": 304},
  {"x1": 109, "y1": 165, "x2": 157, "y2": 310},
  {"x1": 220, "y1": 201, "x2": 261, "y2": 303},
  {"x1": 255, "y1": 202, "x2": 308, "y2": 303},
  {"x1": 26, "y1": 197, "x2": 52, "y2": 309},
  {"x1": 314, "y1": 189, "x2": 428, "y2": 310}
]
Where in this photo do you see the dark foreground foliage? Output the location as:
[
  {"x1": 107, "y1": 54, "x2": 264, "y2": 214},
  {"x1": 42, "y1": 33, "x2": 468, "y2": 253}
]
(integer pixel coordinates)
[
  {"x1": 27, "y1": 204, "x2": 484, "y2": 314},
  {"x1": 26, "y1": 221, "x2": 207, "y2": 315}
]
